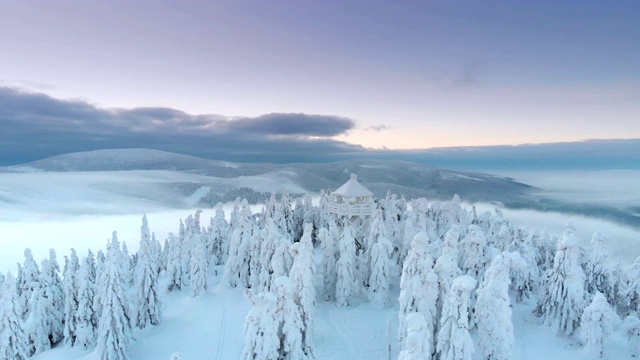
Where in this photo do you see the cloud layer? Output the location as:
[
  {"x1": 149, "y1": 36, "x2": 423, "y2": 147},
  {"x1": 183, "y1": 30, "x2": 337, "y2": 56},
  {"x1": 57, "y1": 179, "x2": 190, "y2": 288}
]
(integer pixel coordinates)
[
  {"x1": 0, "y1": 87, "x2": 362, "y2": 164},
  {"x1": 2, "y1": 87, "x2": 639, "y2": 170}
]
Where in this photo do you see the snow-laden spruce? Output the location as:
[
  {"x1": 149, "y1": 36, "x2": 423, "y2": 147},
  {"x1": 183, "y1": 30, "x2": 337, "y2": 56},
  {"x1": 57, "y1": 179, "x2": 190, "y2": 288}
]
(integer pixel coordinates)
[
  {"x1": 289, "y1": 224, "x2": 316, "y2": 356},
  {"x1": 45, "y1": 249, "x2": 65, "y2": 344},
  {"x1": 336, "y1": 225, "x2": 357, "y2": 307},
  {"x1": 475, "y1": 252, "x2": 525, "y2": 360},
  {"x1": 434, "y1": 227, "x2": 462, "y2": 322},
  {"x1": 75, "y1": 250, "x2": 98, "y2": 349},
  {"x1": 623, "y1": 313, "x2": 640, "y2": 358},
  {"x1": 398, "y1": 313, "x2": 430, "y2": 360},
  {"x1": 94, "y1": 232, "x2": 133, "y2": 360},
  {"x1": 368, "y1": 237, "x2": 392, "y2": 308},
  {"x1": 536, "y1": 223, "x2": 587, "y2": 336},
  {"x1": 580, "y1": 292, "x2": 619, "y2": 358},
  {"x1": 319, "y1": 225, "x2": 338, "y2": 301},
  {"x1": 208, "y1": 202, "x2": 229, "y2": 265},
  {"x1": 190, "y1": 230, "x2": 209, "y2": 297},
  {"x1": 585, "y1": 233, "x2": 616, "y2": 305},
  {"x1": 26, "y1": 269, "x2": 52, "y2": 356},
  {"x1": 19, "y1": 248, "x2": 40, "y2": 320},
  {"x1": 0, "y1": 272, "x2": 29, "y2": 360},
  {"x1": 273, "y1": 276, "x2": 309, "y2": 360},
  {"x1": 509, "y1": 228, "x2": 539, "y2": 302},
  {"x1": 241, "y1": 291, "x2": 280, "y2": 360},
  {"x1": 135, "y1": 215, "x2": 163, "y2": 326},
  {"x1": 436, "y1": 275, "x2": 476, "y2": 360},
  {"x1": 63, "y1": 248, "x2": 80, "y2": 346},
  {"x1": 398, "y1": 232, "x2": 438, "y2": 351}
]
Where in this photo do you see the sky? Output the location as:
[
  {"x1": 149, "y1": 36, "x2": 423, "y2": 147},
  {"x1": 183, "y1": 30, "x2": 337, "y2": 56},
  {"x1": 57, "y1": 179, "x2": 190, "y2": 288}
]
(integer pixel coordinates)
[{"x1": 0, "y1": 1, "x2": 639, "y2": 163}]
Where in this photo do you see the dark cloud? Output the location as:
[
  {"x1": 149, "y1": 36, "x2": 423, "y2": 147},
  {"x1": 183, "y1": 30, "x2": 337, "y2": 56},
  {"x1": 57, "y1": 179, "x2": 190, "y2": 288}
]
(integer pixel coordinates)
[
  {"x1": 227, "y1": 113, "x2": 355, "y2": 137},
  {"x1": 0, "y1": 87, "x2": 362, "y2": 165}
]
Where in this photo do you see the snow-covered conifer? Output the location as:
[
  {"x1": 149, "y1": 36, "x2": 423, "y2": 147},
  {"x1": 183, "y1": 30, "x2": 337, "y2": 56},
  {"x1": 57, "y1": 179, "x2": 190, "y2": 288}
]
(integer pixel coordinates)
[
  {"x1": 289, "y1": 224, "x2": 316, "y2": 355},
  {"x1": 434, "y1": 227, "x2": 462, "y2": 323},
  {"x1": 320, "y1": 226, "x2": 338, "y2": 301},
  {"x1": 436, "y1": 275, "x2": 476, "y2": 360},
  {"x1": 336, "y1": 225, "x2": 357, "y2": 307},
  {"x1": 536, "y1": 224, "x2": 587, "y2": 336},
  {"x1": 0, "y1": 272, "x2": 29, "y2": 360},
  {"x1": 475, "y1": 252, "x2": 525, "y2": 360},
  {"x1": 270, "y1": 237, "x2": 294, "y2": 287},
  {"x1": 210, "y1": 203, "x2": 228, "y2": 265},
  {"x1": 623, "y1": 313, "x2": 640, "y2": 358},
  {"x1": 398, "y1": 313, "x2": 430, "y2": 360},
  {"x1": 248, "y1": 224, "x2": 263, "y2": 290},
  {"x1": 398, "y1": 232, "x2": 438, "y2": 346},
  {"x1": 25, "y1": 281, "x2": 51, "y2": 355},
  {"x1": 135, "y1": 216, "x2": 163, "y2": 326},
  {"x1": 190, "y1": 232, "x2": 209, "y2": 297},
  {"x1": 19, "y1": 248, "x2": 40, "y2": 320},
  {"x1": 95, "y1": 231, "x2": 133, "y2": 360},
  {"x1": 241, "y1": 290, "x2": 279, "y2": 360},
  {"x1": 75, "y1": 251, "x2": 97, "y2": 348},
  {"x1": 166, "y1": 232, "x2": 183, "y2": 292},
  {"x1": 273, "y1": 276, "x2": 307, "y2": 359},
  {"x1": 509, "y1": 228, "x2": 539, "y2": 302},
  {"x1": 46, "y1": 249, "x2": 65, "y2": 343},
  {"x1": 460, "y1": 225, "x2": 489, "y2": 285},
  {"x1": 368, "y1": 238, "x2": 392, "y2": 308},
  {"x1": 63, "y1": 248, "x2": 80, "y2": 346},
  {"x1": 585, "y1": 233, "x2": 616, "y2": 305},
  {"x1": 581, "y1": 292, "x2": 618, "y2": 358}
]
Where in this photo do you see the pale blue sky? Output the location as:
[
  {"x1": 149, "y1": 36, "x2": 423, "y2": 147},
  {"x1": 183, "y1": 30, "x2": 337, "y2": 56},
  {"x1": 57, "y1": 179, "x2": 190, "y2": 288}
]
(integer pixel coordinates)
[{"x1": 0, "y1": 1, "x2": 638, "y2": 151}]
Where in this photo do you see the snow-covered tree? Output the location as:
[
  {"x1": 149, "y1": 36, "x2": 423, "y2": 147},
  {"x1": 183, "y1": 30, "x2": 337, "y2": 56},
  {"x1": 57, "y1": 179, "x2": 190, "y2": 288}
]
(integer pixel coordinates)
[
  {"x1": 0, "y1": 272, "x2": 29, "y2": 360},
  {"x1": 19, "y1": 248, "x2": 40, "y2": 320},
  {"x1": 25, "y1": 281, "x2": 51, "y2": 355},
  {"x1": 623, "y1": 313, "x2": 640, "y2": 358},
  {"x1": 320, "y1": 226, "x2": 338, "y2": 301},
  {"x1": 248, "y1": 224, "x2": 263, "y2": 290},
  {"x1": 509, "y1": 228, "x2": 539, "y2": 302},
  {"x1": 436, "y1": 275, "x2": 476, "y2": 360},
  {"x1": 475, "y1": 252, "x2": 525, "y2": 360},
  {"x1": 190, "y1": 232, "x2": 209, "y2": 297},
  {"x1": 210, "y1": 203, "x2": 229, "y2": 265},
  {"x1": 398, "y1": 232, "x2": 438, "y2": 346},
  {"x1": 625, "y1": 257, "x2": 640, "y2": 316},
  {"x1": 241, "y1": 291, "x2": 280, "y2": 360},
  {"x1": 435, "y1": 227, "x2": 462, "y2": 322},
  {"x1": 585, "y1": 233, "x2": 616, "y2": 304},
  {"x1": 398, "y1": 313, "x2": 430, "y2": 360},
  {"x1": 257, "y1": 219, "x2": 280, "y2": 293},
  {"x1": 46, "y1": 249, "x2": 65, "y2": 344},
  {"x1": 135, "y1": 216, "x2": 162, "y2": 327},
  {"x1": 460, "y1": 225, "x2": 489, "y2": 285},
  {"x1": 270, "y1": 237, "x2": 294, "y2": 288},
  {"x1": 536, "y1": 224, "x2": 587, "y2": 336},
  {"x1": 63, "y1": 248, "x2": 80, "y2": 346},
  {"x1": 289, "y1": 224, "x2": 316, "y2": 355},
  {"x1": 336, "y1": 225, "x2": 357, "y2": 307},
  {"x1": 165, "y1": 232, "x2": 184, "y2": 292},
  {"x1": 95, "y1": 232, "x2": 133, "y2": 360},
  {"x1": 272, "y1": 276, "x2": 307, "y2": 359},
  {"x1": 581, "y1": 292, "x2": 618, "y2": 358},
  {"x1": 368, "y1": 238, "x2": 392, "y2": 308},
  {"x1": 75, "y1": 251, "x2": 97, "y2": 349}
]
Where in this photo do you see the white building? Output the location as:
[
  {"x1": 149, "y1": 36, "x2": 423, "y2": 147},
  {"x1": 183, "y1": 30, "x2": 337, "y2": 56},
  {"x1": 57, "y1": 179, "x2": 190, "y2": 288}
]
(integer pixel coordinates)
[{"x1": 329, "y1": 174, "x2": 375, "y2": 218}]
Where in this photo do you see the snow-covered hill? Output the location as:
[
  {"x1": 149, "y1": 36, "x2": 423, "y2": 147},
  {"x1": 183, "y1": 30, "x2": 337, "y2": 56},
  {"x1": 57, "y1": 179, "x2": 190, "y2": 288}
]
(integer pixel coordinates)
[{"x1": 12, "y1": 148, "x2": 239, "y2": 172}]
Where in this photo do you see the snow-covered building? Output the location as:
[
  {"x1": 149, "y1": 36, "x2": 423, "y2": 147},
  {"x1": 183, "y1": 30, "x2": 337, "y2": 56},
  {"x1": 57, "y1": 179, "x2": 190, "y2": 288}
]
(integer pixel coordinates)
[{"x1": 329, "y1": 174, "x2": 375, "y2": 218}]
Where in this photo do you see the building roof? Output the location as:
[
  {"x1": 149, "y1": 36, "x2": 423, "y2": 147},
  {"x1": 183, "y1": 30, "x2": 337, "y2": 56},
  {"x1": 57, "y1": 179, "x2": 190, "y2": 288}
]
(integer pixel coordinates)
[{"x1": 333, "y1": 174, "x2": 373, "y2": 197}]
